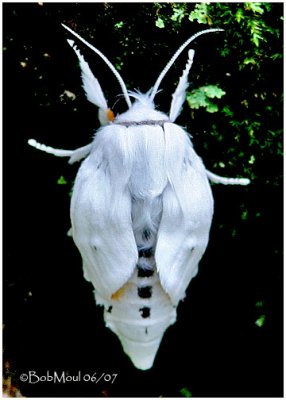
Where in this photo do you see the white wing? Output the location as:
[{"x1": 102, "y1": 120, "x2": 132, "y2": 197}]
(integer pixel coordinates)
[
  {"x1": 70, "y1": 127, "x2": 138, "y2": 299},
  {"x1": 155, "y1": 123, "x2": 214, "y2": 305}
]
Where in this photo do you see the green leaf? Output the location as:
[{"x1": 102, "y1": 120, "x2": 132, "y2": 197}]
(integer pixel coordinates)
[
  {"x1": 115, "y1": 56, "x2": 124, "y2": 70},
  {"x1": 222, "y1": 106, "x2": 234, "y2": 117},
  {"x1": 236, "y1": 8, "x2": 244, "y2": 23},
  {"x1": 248, "y1": 155, "x2": 256, "y2": 164},
  {"x1": 180, "y1": 387, "x2": 192, "y2": 397},
  {"x1": 202, "y1": 85, "x2": 226, "y2": 99},
  {"x1": 57, "y1": 176, "x2": 67, "y2": 185},
  {"x1": 252, "y1": 35, "x2": 260, "y2": 47},
  {"x1": 243, "y1": 57, "x2": 256, "y2": 65},
  {"x1": 241, "y1": 210, "x2": 248, "y2": 220},
  {"x1": 255, "y1": 315, "x2": 266, "y2": 327},
  {"x1": 206, "y1": 103, "x2": 218, "y2": 113},
  {"x1": 245, "y1": 2, "x2": 264, "y2": 15},
  {"x1": 271, "y1": 53, "x2": 283, "y2": 60},
  {"x1": 188, "y1": 3, "x2": 210, "y2": 24},
  {"x1": 114, "y1": 21, "x2": 124, "y2": 29},
  {"x1": 187, "y1": 85, "x2": 225, "y2": 113},
  {"x1": 187, "y1": 90, "x2": 208, "y2": 109},
  {"x1": 171, "y1": 7, "x2": 185, "y2": 23},
  {"x1": 155, "y1": 17, "x2": 165, "y2": 28}
]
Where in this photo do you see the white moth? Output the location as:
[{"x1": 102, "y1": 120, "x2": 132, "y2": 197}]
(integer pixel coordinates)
[{"x1": 28, "y1": 25, "x2": 250, "y2": 370}]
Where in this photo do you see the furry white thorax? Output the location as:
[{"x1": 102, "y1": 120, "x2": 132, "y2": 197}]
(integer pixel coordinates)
[{"x1": 80, "y1": 97, "x2": 213, "y2": 292}]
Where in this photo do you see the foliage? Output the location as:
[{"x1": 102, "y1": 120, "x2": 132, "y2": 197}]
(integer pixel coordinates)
[
  {"x1": 186, "y1": 85, "x2": 226, "y2": 113},
  {"x1": 153, "y1": 3, "x2": 282, "y2": 185}
]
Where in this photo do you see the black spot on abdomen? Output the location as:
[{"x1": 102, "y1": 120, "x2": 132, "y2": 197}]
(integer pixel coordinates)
[
  {"x1": 137, "y1": 267, "x2": 154, "y2": 278},
  {"x1": 138, "y1": 248, "x2": 153, "y2": 258},
  {"x1": 139, "y1": 307, "x2": 150, "y2": 318},
  {"x1": 138, "y1": 286, "x2": 152, "y2": 298}
]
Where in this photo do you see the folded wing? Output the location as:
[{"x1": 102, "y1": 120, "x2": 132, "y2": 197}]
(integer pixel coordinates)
[
  {"x1": 70, "y1": 133, "x2": 138, "y2": 299},
  {"x1": 156, "y1": 123, "x2": 214, "y2": 305}
]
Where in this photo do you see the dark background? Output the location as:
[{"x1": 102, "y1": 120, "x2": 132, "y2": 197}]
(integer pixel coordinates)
[{"x1": 3, "y1": 3, "x2": 283, "y2": 397}]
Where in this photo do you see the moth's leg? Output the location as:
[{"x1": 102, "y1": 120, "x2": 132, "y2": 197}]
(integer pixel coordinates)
[
  {"x1": 206, "y1": 170, "x2": 250, "y2": 186},
  {"x1": 68, "y1": 144, "x2": 93, "y2": 164},
  {"x1": 28, "y1": 139, "x2": 92, "y2": 164},
  {"x1": 28, "y1": 139, "x2": 74, "y2": 157}
]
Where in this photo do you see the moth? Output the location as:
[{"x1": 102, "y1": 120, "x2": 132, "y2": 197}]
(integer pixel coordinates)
[{"x1": 28, "y1": 25, "x2": 250, "y2": 370}]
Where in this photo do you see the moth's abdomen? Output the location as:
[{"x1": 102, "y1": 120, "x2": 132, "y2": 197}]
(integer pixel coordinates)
[{"x1": 95, "y1": 257, "x2": 176, "y2": 370}]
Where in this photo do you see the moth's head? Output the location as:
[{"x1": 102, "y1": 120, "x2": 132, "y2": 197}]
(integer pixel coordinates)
[
  {"x1": 62, "y1": 24, "x2": 223, "y2": 126},
  {"x1": 113, "y1": 91, "x2": 169, "y2": 125}
]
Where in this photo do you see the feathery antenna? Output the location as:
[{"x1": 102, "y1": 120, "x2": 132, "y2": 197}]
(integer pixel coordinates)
[
  {"x1": 169, "y1": 49, "x2": 195, "y2": 122},
  {"x1": 150, "y1": 28, "x2": 224, "y2": 102},
  {"x1": 67, "y1": 39, "x2": 108, "y2": 109},
  {"x1": 62, "y1": 23, "x2": 132, "y2": 109}
]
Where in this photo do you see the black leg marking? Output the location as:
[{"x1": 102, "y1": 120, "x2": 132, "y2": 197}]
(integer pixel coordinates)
[
  {"x1": 106, "y1": 306, "x2": 113, "y2": 313},
  {"x1": 139, "y1": 307, "x2": 151, "y2": 318},
  {"x1": 138, "y1": 286, "x2": 152, "y2": 298},
  {"x1": 137, "y1": 267, "x2": 154, "y2": 278}
]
